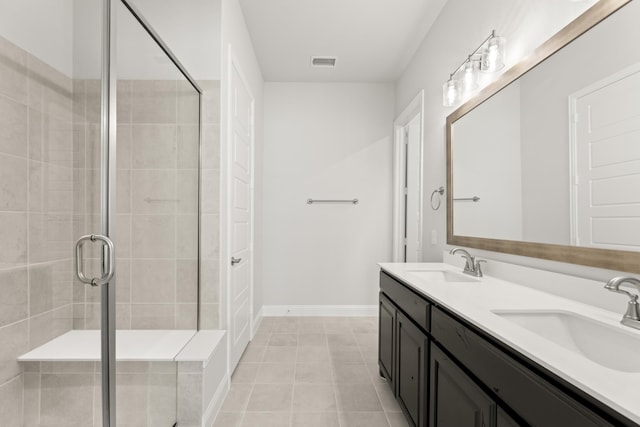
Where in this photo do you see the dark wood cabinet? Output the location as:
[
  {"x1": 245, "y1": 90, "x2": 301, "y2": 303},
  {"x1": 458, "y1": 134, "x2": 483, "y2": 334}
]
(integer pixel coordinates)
[
  {"x1": 379, "y1": 270, "x2": 637, "y2": 427},
  {"x1": 430, "y1": 343, "x2": 496, "y2": 427},
  {"x1": 496, "y1": 408, "x2": 521, "y2": 427},
  {"x1": 397, "y1": 311, "x2": 429, "y2": 427},
  {"x1": 379, "y1": 292, "x2": 396, "y2": 388}
]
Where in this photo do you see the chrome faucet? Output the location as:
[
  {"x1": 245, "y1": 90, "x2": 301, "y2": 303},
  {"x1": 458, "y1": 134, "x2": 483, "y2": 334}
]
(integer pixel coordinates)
[
  {"x1": 449, "y1": 248, "x2": 486, "y2": 277},
  {"x1": 604, "y1": 276, "x2": 640, "y2": 330}
]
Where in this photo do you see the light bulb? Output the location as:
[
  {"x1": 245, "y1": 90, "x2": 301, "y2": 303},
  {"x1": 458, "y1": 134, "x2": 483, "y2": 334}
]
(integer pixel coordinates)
[
  {"x1": 461, "y1": 61, "x2": 479, "y2": 96},
  {"x1": 442, "y1": 79, "x2": 461, "y2": 107},
  {"x1": 481, "y1": 36, "x2": 506, "y2": 72}
]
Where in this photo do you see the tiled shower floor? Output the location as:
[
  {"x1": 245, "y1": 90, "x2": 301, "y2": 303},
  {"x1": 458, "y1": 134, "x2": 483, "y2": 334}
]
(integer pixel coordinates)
[{"x1": 214, "y1": 316, "x2": 409, "y2": 427}]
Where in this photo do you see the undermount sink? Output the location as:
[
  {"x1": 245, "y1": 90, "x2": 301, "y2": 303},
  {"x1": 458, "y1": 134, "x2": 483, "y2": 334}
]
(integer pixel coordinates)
[
  {"x1": 492, "y1": 309, "x2": 640, "y2": 373},
  {"x1": 408, "y1": 270, "x2": 479, "y2": 283}
]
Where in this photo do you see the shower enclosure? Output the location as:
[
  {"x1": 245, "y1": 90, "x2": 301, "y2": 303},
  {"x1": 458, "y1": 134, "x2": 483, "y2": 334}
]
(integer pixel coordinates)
[{"x1": 0, "y1": 0, "x2": 202, "y2": 425}]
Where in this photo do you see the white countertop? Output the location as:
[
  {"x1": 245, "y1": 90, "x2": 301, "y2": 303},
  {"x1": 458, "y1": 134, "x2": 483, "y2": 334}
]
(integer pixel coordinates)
[{"x1": 379, "y1": 262, "x2": 640, "y2": 425}]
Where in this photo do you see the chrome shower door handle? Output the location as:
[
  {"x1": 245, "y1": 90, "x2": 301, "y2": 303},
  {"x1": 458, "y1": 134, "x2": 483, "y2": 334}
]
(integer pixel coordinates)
[
  {"x1": 231, "y1": 257, "x2": 242, "y2": 266},
  {"x1": 75, "y1": 234, "x2": 115, "y2": 287}
]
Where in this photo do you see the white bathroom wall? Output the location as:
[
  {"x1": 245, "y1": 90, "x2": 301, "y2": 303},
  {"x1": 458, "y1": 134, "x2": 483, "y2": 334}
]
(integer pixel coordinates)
[
  {"x1": 262, "y1": 83, "x2": 394, "y2": 312},
  {"x1": 220, "y1": 0, "x2": 265, "y2": 327},
  {"x1": 129, "y1": 0, "x2": 221, "y2": 80},
  {"x1": 395, "y1": 0, "x2": 597, "y2": 263},
  {"x1": 0, "y1": 0, "x2": 74, "y2": 76}
]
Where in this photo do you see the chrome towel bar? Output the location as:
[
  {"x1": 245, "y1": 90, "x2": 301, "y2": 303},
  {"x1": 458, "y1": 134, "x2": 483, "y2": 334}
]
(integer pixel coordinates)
[
  {"x1": 454, "y1": 196, "x2": 480, "y2": 202},
  {"x1": 307, "y1": 198, "x2": 359, "y2": 205}
]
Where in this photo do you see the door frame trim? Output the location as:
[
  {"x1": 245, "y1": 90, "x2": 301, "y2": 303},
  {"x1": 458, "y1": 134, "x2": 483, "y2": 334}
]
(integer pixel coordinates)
[{"x1": 393, "y1": 91, "x2": 425, "y2": 262}]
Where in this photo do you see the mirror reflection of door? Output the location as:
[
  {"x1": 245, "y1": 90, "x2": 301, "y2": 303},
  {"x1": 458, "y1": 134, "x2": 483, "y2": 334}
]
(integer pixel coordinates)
[{"x1": 571, "y1": 64, "x2": 640, "y2": 250}]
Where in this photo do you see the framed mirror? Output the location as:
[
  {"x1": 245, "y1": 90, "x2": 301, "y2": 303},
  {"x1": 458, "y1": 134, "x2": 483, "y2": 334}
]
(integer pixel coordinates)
[{"x1": 446, "y1": 0, "x2": 640, "y2": 273}]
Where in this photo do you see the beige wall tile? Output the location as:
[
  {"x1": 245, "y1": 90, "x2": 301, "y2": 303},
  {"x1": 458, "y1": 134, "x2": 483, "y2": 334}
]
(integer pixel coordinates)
[
  {"x1": 0, "y1": 212, "x2": 27, "y2": 268},
  {"x1": 177, "y1": 371, "x2": 202, "y2": 425},
  {"x1": 176, "y1": 260, "x2": 197, "y2": 303},
  {"x1": 131, "y1": 303, "x2": 175, "y2": 329},
  {"x1": 201, "y1": 168, "x2": 219, "y2": 214},
  {"x1": 177, "y1": 170, "x2": 198, "y2": 214},
  {"x1": 116, "y1": 124, "x2": 132, "y2": 169},
  {"x1": 176, "y1": 303, "x2": 197, "y2": 329},
  {"x1": 177, "y1": 124, "x2": 199, "y2": 169},
  {"x1": 0, "y1": 154, "x2": 27, "y2": 211},
  {"x1": 200, "y1": 213, "x2": 219, "y2": 259},
  {"x1": 23, "y1": 371, "x2": 40, "y2": 426},
  {"x1": 202, "y1": 124, "x2": 220, "y2": 169},
  {"x1": 117, "y1": 169, "x2": 131, "y2": 213},
  {"x1": 40, "y1": 373, "x2": 94, "y2": 426},
  {"x1": 29, "y1": 263, "x2": 53, "y2": 316},
  {"x1": 116, "y1": 372, "x2": 149, "y2": 426},
  {"x1": 177, "y1": 214, "x2": 198, "y2": 259},
  {"x1": 132, "y1": 215, "x2": 175, "y2": 258},
  {"x1": 0, "y1": 95, "x2": 27, "y2": 158},
  {"x1": 0, "y1": 267, "x2": 28, "y2": 326},
  {"x1": 132, "y1": 169, "x2": 176, "y2": 214},
  {"x1": 200, "y1": 259, "x2": 220, "y2": 304},
  {"x1": 132, "y1": 124, "x2": 177, "y2": 169},
  {"x1": 148, "y1": 372, "x2": 177, "y2": 425},
  {"x1": 0, "y1": 320, "x2": 28, "y2": 384},
  {"x1": 0, "y1": 375, "x2": 23, "y2": 427},
  {"x1": 131, "y1": 259, "x2": 176, "y2": 303},
  {"x1": 199, "y1": 303, "x2": 219, "y2": 329},
  {"x1": 131, "y1": 80, "x2": 177, "y2": 124}
]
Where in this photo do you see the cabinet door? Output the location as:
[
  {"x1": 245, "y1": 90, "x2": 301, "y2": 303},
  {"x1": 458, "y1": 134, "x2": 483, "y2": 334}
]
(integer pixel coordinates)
[
  {"x1": 379, "y1": 292, "x2": 396, "y2": 388},
  {"x1": 397, "y1": 311, "x2": 429, "y2": 427},
  {"x1": 497, "y1": 408, "x2": 521, "y2": 427},
  {"x1": 430, "y1": 344, "x2": 496, "y2": 427}
]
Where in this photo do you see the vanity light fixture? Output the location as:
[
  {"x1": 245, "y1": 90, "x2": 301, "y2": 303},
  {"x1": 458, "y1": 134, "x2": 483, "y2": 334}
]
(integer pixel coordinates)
[{"x1": 442, "y1": 30, "x2": 506, "y2": 107}]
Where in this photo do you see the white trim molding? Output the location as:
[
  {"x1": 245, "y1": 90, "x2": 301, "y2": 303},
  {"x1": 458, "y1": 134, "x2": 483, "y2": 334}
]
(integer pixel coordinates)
[
  {"x1": 262, "y1": 305, "x2": 378, "y2": 317},
  {"x1": 252, "y1": 307, "x2": 264, "y2": 337}
]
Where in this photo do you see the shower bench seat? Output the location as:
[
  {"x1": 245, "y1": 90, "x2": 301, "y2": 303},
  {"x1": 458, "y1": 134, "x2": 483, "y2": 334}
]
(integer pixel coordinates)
[{"x1": 18, "y1": 329, "x2": 229, "y2": 427}]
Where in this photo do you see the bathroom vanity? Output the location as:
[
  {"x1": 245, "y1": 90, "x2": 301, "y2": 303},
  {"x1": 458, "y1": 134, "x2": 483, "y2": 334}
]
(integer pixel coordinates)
[{"x1": 378, "y1": 263, "x2": 640, "y2": 427}]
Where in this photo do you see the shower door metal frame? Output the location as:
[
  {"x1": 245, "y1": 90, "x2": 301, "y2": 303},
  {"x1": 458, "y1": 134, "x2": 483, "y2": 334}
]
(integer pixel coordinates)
[
  {"x1": 99, "y1": 1, "x2": 204, "y2": 425},
  {"x1": 100, "y1": 0, "x2": 117, "y2": 425}
]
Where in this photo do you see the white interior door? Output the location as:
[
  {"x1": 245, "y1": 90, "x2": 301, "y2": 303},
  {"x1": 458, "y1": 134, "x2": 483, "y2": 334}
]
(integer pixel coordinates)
[
  {"x1": 573, "y1": 65, "x2": 640, "y2": 250},
  {"x1": 405, "y1": 114, "x2": 422, "y2": 262},
  {"x1": 228, "y1": 57, "x2": 254, "y2": 370}
]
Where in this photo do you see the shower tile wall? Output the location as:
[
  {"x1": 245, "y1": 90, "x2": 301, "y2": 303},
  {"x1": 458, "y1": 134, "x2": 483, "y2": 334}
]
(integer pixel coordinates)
[
  {"x1": 199, "y1": 80, "x2": 221, "y2": 330},
  {"x1": 72, "y1": 79, "x2": 221, "y2": 330},
  {"x1": 74, "y1": 80, "x2": 220, "y2": 329},
  {"x1": 0, "y1": 35, "x2": 74, "y2": 426}
]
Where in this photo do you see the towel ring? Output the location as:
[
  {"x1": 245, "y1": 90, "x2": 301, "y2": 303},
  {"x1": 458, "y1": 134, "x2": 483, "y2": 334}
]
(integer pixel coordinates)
[{"x1": 430, "y1": 186, "x2": 445, "y2": 210}]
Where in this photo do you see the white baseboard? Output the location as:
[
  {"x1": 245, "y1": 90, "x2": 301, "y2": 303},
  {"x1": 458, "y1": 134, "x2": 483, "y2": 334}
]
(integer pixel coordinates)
[
  {"x1": 204, "y1": 373, "x2": 230, "y2": 427},
  {"x1": 262, "y1": 305, "x2": 377, "y2": 317},
  {"x1": 252, "y1": 307, "x2": 263, "y2": 337}
]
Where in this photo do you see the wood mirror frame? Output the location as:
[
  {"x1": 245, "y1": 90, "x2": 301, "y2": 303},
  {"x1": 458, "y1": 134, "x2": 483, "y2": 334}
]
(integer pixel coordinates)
[{"x1": 446, "y1": 0, "x2": 639, "y2": 273}]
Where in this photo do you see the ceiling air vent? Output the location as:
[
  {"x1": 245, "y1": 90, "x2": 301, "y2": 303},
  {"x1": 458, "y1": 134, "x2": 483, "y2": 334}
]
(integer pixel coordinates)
[{"x1": 311, "y1": 56, "x2": 337, "y2": 68}]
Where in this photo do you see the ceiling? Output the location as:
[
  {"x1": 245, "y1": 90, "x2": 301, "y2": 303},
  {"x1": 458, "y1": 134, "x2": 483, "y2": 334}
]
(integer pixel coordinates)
[{"x1": 238, "y1": 0, "x2": 449, "y2": 82}]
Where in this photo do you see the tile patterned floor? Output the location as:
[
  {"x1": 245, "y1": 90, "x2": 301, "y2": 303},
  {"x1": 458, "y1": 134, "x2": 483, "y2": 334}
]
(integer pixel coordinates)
[{"x1": 214, "y1": 317, "x2": 409, "y2": 427}]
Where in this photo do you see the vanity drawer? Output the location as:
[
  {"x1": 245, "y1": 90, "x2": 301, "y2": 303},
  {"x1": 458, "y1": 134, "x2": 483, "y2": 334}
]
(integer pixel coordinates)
[
  {"x1": 380, "y1": 271, "x2": 431, "y2": 332},
  {"x1": 431, "y1": 307, "x2": 616, "y2": 427}
]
